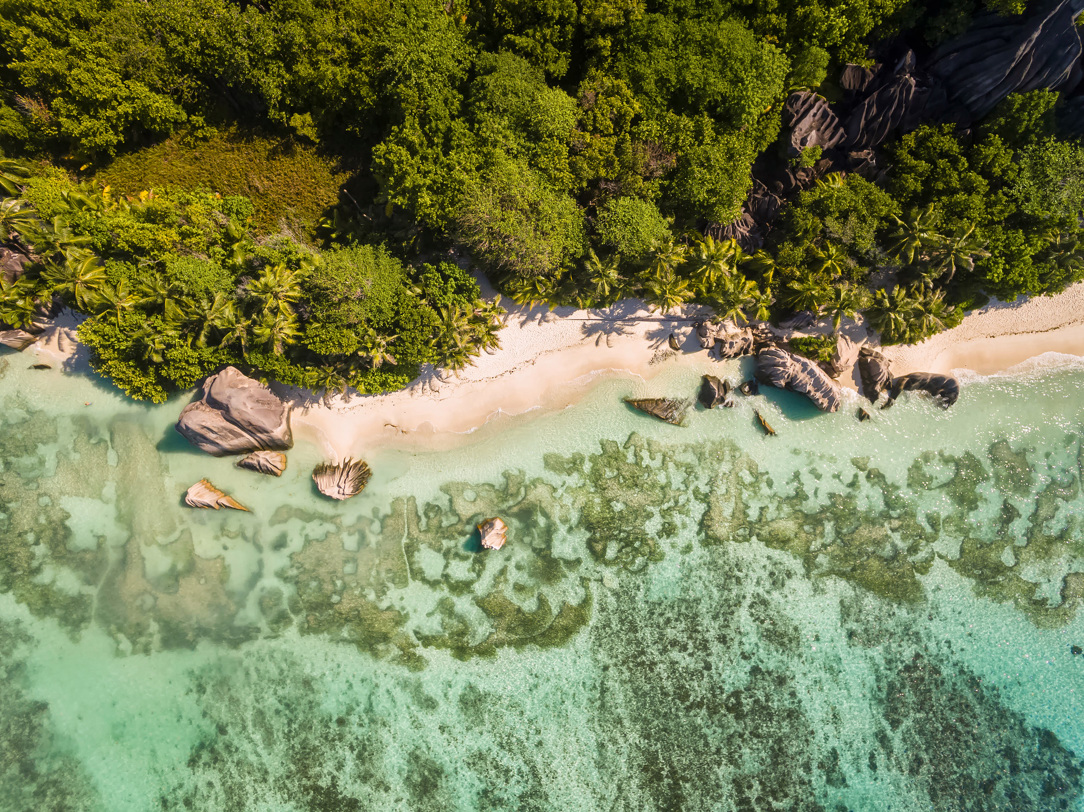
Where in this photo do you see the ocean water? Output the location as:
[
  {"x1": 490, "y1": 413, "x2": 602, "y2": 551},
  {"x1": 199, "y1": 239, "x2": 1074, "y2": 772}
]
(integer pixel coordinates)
[{"x1": 2, "y1": 347, "x2": 1084, "y2": 811}]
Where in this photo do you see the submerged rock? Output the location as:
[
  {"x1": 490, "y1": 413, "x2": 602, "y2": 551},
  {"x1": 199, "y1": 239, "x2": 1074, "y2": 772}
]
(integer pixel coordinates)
[
  {"x1": 755, "y1": 346, "x2": 842, "y2": 412},
  {"x1": 885, "y1": 372, "x2": 960, "y2": 408},
  {"x1": 624, "y1": 398, "x2": 690, "y2": 426},
  {"x1": 313, "y1": 458, "x2": 372, "y2": 500},
  {"x1": 184, "y1": 479, "x2": 249, "y2": 511},
  {"x1": 237, "y1": 450, "x2": 287, "y2": 477},
  {"x1": 176, "y1": 366, "x2": 293, "y2": 456},
  {"x1": 478, "y1": 517, "x2": 508, "y2": 550},
  {"x1": 755, "y1": 410, "x2": 777, "y2": 436},
  {"x1": 739, "y1": 379, "x2": 760, "y2": 396},
  {"x1": 858, "y1": 347, "x2": 892, "y2": 403},
  {"x1": 858, "y1": 408, "x2": 871, "y2": 422},
  {"x1": 30, "y1": 363, "x2": 51, "y2": 370},
  {"x1": 699, "y1": 375, "x2": 730, "y2": 409}
]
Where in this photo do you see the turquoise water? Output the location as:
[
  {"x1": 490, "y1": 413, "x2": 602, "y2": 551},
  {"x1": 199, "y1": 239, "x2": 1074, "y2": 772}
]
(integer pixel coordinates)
[{"x1": 2, "y1": 347, "x2": 1084, "y2": 811}]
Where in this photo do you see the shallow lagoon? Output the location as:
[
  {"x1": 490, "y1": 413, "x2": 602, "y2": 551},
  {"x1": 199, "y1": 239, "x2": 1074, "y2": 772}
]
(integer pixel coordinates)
[{"x1": 2, "y1": 349, "x2": 1084, "y2": 811}]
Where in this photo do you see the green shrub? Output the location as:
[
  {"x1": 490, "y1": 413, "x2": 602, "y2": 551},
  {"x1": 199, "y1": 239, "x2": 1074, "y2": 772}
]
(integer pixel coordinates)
[{"x1": 595, "y1": 196, "x2": 671, "y2": 259}]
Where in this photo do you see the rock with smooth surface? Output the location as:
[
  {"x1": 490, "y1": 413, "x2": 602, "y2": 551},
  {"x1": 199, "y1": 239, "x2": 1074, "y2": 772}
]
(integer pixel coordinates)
[
  {"x1": 313, "y1": 458, "x2": 372, "y2": 500},
  {"x1": 783, "y1": 91, "x2": 847, "y2": 157},
  {"x1": 755, "y1": 410, "x2": 777, "y2": 436},
  {"x1": 858, "y1": 347, "x2": 893, "y2": 403},
  {"x1": 625, "y1": 398, "x2": 690, "y2": 426},
  {"x1": 0, "y1": 329, "x2": 41, "y2": 350},
  {"x1": 237, "y1": 450, "x2": 287, "y2": 477},
  {"x1": 885, "y1": 372, "x2": 960, "y2": 407},
  {"x1": 827, "y1": 335, "x2": 862, "y2": 379},
  {"x1": 699, "y1": 375, "x2": 730, "y2": 409},
  {"x1": 185, "y1": 479, "x2": 248, "y2": 511},
  {"x1": 176, "y1": 366, "x2": 292, "y2": 456},
  {"x1": 755, "y1": 346, "x2": 842, "y2": 412},
  {"x1": 478, "y1": 517, "x2": 508, "y2": 550},
  {"x1": 0, "y1": 247, "x2": 29, "y2": 283}
]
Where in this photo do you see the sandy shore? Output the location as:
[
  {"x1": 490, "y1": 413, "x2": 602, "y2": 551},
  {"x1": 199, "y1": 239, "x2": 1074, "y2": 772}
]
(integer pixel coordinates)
[
  {"x1": 292, "y1": 282, "x2": 1084, "y2": 458},
  {"x1": 22, "y1": 282, "x2": 1083, "y2": 459}
]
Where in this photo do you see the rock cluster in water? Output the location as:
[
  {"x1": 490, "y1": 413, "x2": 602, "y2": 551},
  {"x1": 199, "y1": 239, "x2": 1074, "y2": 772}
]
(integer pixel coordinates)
[
  {"x1": 699, "y1": 375, "x2": 732, "y2": 409},
  {"x1": 625, "y1": 398, "x2": 691, "y2": 425},
  {"x1": 886, "y1": 372, "x2": 961, "y2": 408},
  {"x1": 477, "y1": 517, "x2": 508, "y2": 550},
  {"x1": 176, "y1": 366, "x2": 293, "y2": 456},
  {"x1": 237, "y1": 449, "x2": 287, "y2": 477},
  {"x1": 184, "y1": 479, "x2": 249, "y2": 511},
  {"x1": 313, "y1": 458, "x2": 372, "y2": 500}
]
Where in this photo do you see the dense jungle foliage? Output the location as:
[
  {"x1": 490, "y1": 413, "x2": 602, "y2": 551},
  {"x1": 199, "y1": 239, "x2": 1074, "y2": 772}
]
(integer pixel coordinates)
[{"x1": 2, "y1": 0, "x2": 1084, "y2": 401}]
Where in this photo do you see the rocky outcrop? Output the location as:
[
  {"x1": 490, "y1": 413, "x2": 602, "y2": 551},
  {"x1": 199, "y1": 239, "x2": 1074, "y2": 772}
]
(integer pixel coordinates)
[
  {"x1": 928, "y1": 0, "x2": 1084, "y2": 122},
  {"x1": 668, "y1": 332, "x2": 681, "y2": 351},
  {"x1": 754, "y1": 346, "x2": 842, "y2": 412},
  {"x1": 699, "y1": 375, "x2": 730, "y2": 409},
  {"x1": 783, "y1": 92, "x2": 847, "y2": 157},
  {"x1": 885, "y1": 372, "x2": 960, "y2": 407},
  {"x1": 237, "y1": 450, "x2": 287, "y2": 477},
  {"x1": 0, "y1": 328, "x2": 42, "y2": 351},
  {"x1": 624, "y1": 398, "x2": 690, "y2": 426},
  {"x1": 176, "y1": 367, "x2": 292, "y2": 456},
  {"x1": 478, "y1": 517, "x2": 508, "y2": 550},
  {"x1": 840, "y1": 64, "x2": 876, "y2": 94},
  {"x1": 858, "y1": 347, "x2": 893, "y2": 403},
  {"x1": 827, "y1": 335, "x2": 862, "y2": 379},
  {"x1": 846, "y1": 72, "x2": 946, "y2": 148},
  {"x1": 184, "y1": 479, "x2": 248, "y2": 511},
  {"x1": 313, "y1": 458, "x2": 372, "y2": 500},
  {"x1": 858, "y1": 408, "x2": 872, "y2": 422},
  {"x1": 695, "y1": 320, "x2": 769, "y2": 359},
  {"x1": 0, "y1": 247, "x2": 29, "y2": 283}
]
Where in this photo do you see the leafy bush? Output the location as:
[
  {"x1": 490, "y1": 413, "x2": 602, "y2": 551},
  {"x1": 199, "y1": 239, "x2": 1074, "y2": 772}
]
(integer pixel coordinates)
[{"x1": 595, "y1": 196, "x2": 670, "y2": 259}]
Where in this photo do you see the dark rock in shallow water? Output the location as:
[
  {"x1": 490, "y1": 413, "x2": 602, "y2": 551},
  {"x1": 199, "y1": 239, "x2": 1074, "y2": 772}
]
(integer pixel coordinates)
[
  {"x1": 858, "y1": 408, "x2": 871, "y2": 422},
  {"x1": 739, "y1": 380, "x2": 759, "y2": 396},
  {"x1": 477, "y1": 517, "x2": 508, "y2": 550},
  {"x1": 755, "y1": 410, "x2": 777, "y2": 436},
  {"x1": 1072, "y1": 645, "x2": 1082, "y2": 656},
  {"x1": 699, "y1": 375, "x2": 730, "y2": 409},
  {"x1": 625, "y1": 398, "x2": 690, "y2": 426},
  {"x1": 755, "y1": 346, "x2": 842, "y2": 412},
  {"x1": 184, "y1": 479, "x2": 248, "y2": 511},
  {"x1": 237, "y1": 450, "x2": 287, "y2": 477},
  {"x1": 858, "y1": 347, "x2": 893, "y2": 403},
  {"x1": 30, "y1": 363, "x2": 51, "y2": 370},
  {"x1": 176, "y1": 366, "x2": 293, "y2": 456},
  {"x1": 668, "y1": 332, "x2": 681, "y2": 351},
  {"x1": 885, "y1": 372, "x2": 960, "y2": 408},
  {"x1": 313, "y1": 458, "x2": 372, "y2": 500}
]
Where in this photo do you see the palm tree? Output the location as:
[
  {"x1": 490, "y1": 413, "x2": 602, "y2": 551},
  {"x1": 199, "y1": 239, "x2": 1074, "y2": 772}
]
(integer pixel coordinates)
[
  {"x1": 130, "y1": 323, "x2": 178, "y2": 364},
  {"x1": 187, "y1": 292, "x2": 238, "y2": 347},
  {"x1": 583, "y1": 249, "x2": 624, "y2": 305},
  {"x1": 245, "y1": 263, "x2": 301, "y2": 318},
  {"x1": 0, "y1": 198, "x2": 38, "y2": 240},
  {"x1": 504, "y1": 274, "x2": 559, "y2": 308},
  {"x1": 886, "y1": 205, "x2": 939, "y2": 267},
  {"x1": 784, "y1": 275, "x2": 831, "y2": 316},
  {"x1": 0, "y1": 159, "x2": 32, "y2": 197},
  {"x1": 643, "y1": 266, "x2": 692, "y2": 313},
  {"x1": 357, "y1": 327, "x2": 397, "y2": 369},
  {"x1": 43, "y1": 251, "x2": 107, "y2": 310},
  {"x1": 824, "y1": 283, "x2": 869, "y2": 333},
  {"x1": 219, "y1": 310, "x2": 252, "y2": 357},
  {"x1": 813, "y1": 242, "x2": 848, "y2": 279},
  {"x1": 92, "y1": 279, "x2": 139, "y2": 323},
  {"x1": 252, "y1": 311, "x2": 300, "y2": 354},
  {"x1": 866, "y1": 285, "x2": 955, "y2": 344},
  {"x1": 0, "y1": 277, "x2": 40, "y2": 328},
  {"x1": 741, "y1": 250, "x2": 779, "y2": 288},
  {"x1": 312, "y1": 365, "x2": 349, "y2": 405},
  {"x1": 137, "y1": 276, "x2": 191, "y2": 323},
  {"x1": 690, "y1": 235, "x2": 736, "y2": 294},
  {"x1": 707, "y1": 274, "x2": 767, "y2": 324},
  {"x1": 926, "y1": 224, "x2": 989, "y2": 286}
]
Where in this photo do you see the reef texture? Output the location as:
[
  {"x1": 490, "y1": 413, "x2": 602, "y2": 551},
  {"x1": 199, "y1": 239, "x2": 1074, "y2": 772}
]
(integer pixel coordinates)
[{"x1": 176, "y1": 366, "x2": 293, "y2": 456}]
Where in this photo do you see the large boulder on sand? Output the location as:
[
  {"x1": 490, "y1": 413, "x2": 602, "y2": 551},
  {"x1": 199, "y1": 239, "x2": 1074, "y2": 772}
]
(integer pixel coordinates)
[
  {"x1": 237, "y1": 450, "x2": 287, "y2": 477},
  {"x1": 313, "y1": 458, "x2": 372, "y2": 500},
  {"x1": 0, "y1": 328, "x2": 42, "y2": 351},
  {"x1": 827, "y1": 335, "x2": 862, "y2": 379},
  {"x1": 857, "y1": 347, "x2": 893, "y2": 403},
  {"x1": 885, "y1": 372, "x2": 960, "y2": 408},
  {"x1": 176, "y1": 367, "x2": 292, "y2": 456},
  {"x1": 755, "y1": 346, "x2": 842, "y2": 412}
]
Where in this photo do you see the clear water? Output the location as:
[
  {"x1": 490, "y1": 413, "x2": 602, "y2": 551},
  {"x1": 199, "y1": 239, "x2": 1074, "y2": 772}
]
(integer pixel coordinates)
[{"x1": 2, "y1": 347, "x2": 1084, "y2": 811}]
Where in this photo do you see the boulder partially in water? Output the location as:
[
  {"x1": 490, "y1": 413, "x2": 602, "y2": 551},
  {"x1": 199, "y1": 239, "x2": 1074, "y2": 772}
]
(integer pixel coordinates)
[
  {"x1": 885, "y1": 372, "x2": 960, "y2": 408},
  {"x1": 184, "y1": 479, "x2": 249, "y2": 511},
  {"x1": 313, "y1": 458, "x2": 372, "y2": 500},
  {"x1": 0, "y1": 328, "x2": 42, "y2": 351},
  {"x1": 858, "y1": 347, "x2": 893, "y2": 403},
  {"x1": 177, "y1": 366, "x2": 293, "y2": 456},
  {"x1": 699, "y1": 375, "x2": 730, "y2": 409},
  {"x1": 478, "y1": 517, "x2": 508, "y2": 550},
  {"x1": 625, "y1": 397, "x2": 691, "y2": 426},
  {"x1": 755, "y1": 346, "x2": 842, "y2": 412},
  {"x1": 237, "y1": 450, "x2": 287, "y2": 477}
]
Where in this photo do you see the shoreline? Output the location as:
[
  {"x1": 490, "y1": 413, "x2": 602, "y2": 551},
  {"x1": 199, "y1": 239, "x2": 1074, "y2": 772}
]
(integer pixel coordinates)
[{"x1": 22, "y1": 283, "x2": 1084, "y2": 459}]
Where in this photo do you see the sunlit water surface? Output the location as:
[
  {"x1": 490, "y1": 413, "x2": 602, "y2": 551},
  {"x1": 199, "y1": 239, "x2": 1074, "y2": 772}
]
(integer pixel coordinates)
[{"x1": 2, "y1": 348, "x2": 1084, "y2": 811}]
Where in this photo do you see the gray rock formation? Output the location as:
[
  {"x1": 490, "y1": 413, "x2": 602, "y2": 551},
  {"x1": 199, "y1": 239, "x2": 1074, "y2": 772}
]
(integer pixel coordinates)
[
  {"x1": 858, "y1": 347, "x2": 893, "y2": 403},
  {"x1": 313, "y1": 458, "x2": 372, "y2": 500},
  {"x1": 0, "y1": 247, "x2": 29, "y2": 283},
  {"x1": 755, "y1": 346, "x2": 842, "y2": 412},
  {"x1": 176, "y1": 367, "x2": 292, "y2": 456},
  {"x1": 783, "y1": 92, "x2": 847, "y2": 158},
  {"x1": 478, "y1": 517, "x2": 508, "y2": 550},
  {"x1": 840, "y1": 64, "x2": 877, "y2": 95},
  {"x1": 237, "y1": 450, "x2": 287, "y2": 477},
  {"x1": 184, "y1": 479, "x2": 249, "y2": 511},
  {"x1": 928, "y1": 0, "x2": 1084, "y2": 121},
  {"x1": 827, "y1": 335, "x2": 862, "y2": 379},
  {"x1": 0, "y1": 328, "x2": 41, "y2": 351},
  {"x1": 699, "y1": 375, "x2": 730, "y2": 409},
  {"x1": 858, "y1": 407, "x2": 872, "y2": 422},
  {"x1": 885, "y1": 372, "x2": 960, "y2": 407},
  {"x1": 668, "y1": 332, "x2": 681, "y2": 351},
  {"x1": 845, "y1": 73, "x2": 946, "y2": 148},
  {"x1": 696, "y1": 320, "x2": 760, "y2": 359},
  {"x1": 624, "y1": 398, "x2": 690, "y2": 426}
]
